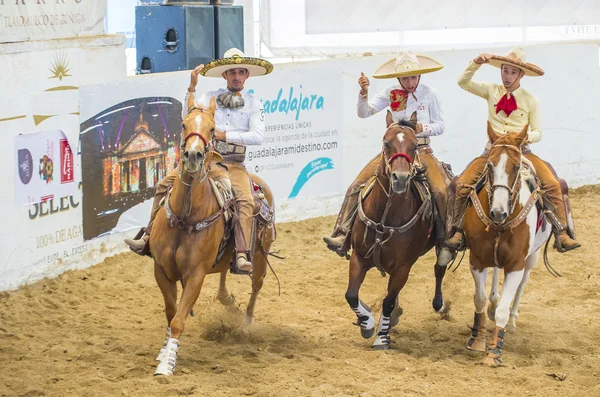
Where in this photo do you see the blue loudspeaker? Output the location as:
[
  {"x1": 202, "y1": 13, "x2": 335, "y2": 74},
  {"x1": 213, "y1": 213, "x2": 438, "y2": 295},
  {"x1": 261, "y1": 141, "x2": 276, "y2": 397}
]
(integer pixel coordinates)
[
  {"x1": 135, "y1": 5, "x2": 215, "y2": 74},
  {"x1": 214, "y1": 5, "x2": 244, "y2": 58}
]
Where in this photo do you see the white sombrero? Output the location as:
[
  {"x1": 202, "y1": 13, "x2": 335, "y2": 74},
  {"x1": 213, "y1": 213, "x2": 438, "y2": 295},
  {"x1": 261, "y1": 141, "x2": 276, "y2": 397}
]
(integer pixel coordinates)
[
  {"x1": 372, "y1": 50, "x2": 444, "y2": 79},
  {"x1": 200, "y1": 48, "x2": 274, "y2": 78},
  {"x1": 488, "y1": 47, "x2": 544, "y2": 77}
]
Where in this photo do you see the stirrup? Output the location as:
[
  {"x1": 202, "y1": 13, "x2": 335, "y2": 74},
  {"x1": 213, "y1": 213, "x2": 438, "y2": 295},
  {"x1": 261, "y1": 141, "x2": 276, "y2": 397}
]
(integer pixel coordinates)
[
  {"x1": 230, "y1": 254, "x2": 253, "y2": 275},
  {"x1": 124, "y1": 228, "x2": 151, "y2": 257}
]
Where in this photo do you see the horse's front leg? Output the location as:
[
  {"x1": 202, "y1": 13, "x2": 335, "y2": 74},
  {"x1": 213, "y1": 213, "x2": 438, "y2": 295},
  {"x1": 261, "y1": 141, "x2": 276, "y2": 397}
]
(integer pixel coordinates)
[
  {"x1": 155, "y1": 269, "x2": 208, "y2": 376},
  {"x1": 467, "y1": 265, "x2": 488, "y2": 352},
  {"x1": 154, "y1": 262, "x2": 177, "y2": 362},
  {"x1": 508, "y1": 250, "x2": 539, "y2": 332},
  {"x1": 245, "y1": 247, "x2": 268, "y2": 327},
  {"x1": 372, "y1": 264, "x2": 411, "y2": 350},
  {"x1": 345, "y1": 252, "x2": 375, "y2": 339},
  {"x1": 487, "y1": 267, "x2": 500, "y2": 321},
  {"x1": 483, "y1": 268, "x2": 525, "y2": 367},
  {"x1": 432, "y1": 246, "x2": 453, "y2": 313}
]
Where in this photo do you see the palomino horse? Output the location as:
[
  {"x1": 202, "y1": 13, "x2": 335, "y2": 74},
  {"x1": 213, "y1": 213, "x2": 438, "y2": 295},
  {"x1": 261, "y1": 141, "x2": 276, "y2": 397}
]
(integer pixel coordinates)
[
  {"x1": 150, "y1": 96, "x2": 276, "y2": 376},
  {"x1": 345, "y1": 112, "x2": 454, "y2": 350},
  {"x1": 464, "y1": 123, "x2": 551, "y2": 367}
]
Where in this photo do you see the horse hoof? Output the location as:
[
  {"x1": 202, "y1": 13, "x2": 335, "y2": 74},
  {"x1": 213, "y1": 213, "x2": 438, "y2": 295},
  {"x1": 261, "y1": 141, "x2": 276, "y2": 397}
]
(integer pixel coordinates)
[
  {"x1": 154, "y1": 362, "x2": 174, "y2": 376},
  {"x1": 372, "y1": 343, "x2": 390, "y2": 351},
  {"x1": 361, "y1": 327, "x2": 375, "y2": 339},
  {"x1": 507, "y1": 316, "x2": 517, "y2": 333},
  {"x1": 466, "y1": 337, "x2": 487, "y2": 353},
  {"x1": 481, "y1": 354, "x2": 503, "y2": 367},
  {"x1": 218, "y1": 294, "x2": 236, "y2": 306},
  {"x1": 487, "y1": 306, "x2": 496, "y2": 322}
]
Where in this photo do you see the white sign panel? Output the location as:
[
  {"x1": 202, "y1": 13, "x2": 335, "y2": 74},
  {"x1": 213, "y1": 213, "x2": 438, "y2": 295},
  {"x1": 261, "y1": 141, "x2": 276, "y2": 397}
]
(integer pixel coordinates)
[
  {"x1": 0, "y1": 0, "x2": 106, "y2": 42},
  {"x1": 14, "y1": 129, "x2": 77, "y2": 206},
  {"x1": 245, "y1": 68, "x2": 343, "y2": 200}
]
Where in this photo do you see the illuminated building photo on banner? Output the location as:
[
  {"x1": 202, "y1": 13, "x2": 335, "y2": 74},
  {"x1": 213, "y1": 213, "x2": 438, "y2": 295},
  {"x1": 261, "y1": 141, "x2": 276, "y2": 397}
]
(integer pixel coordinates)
[{"x1": 79, "y1": 97, "x2": 182, "y2": 240}]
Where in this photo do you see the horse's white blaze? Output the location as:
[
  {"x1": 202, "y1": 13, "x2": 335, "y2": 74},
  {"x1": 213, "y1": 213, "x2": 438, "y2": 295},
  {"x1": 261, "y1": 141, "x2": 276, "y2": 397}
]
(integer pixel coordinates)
[
  {"x1": 494, "y1": 269, "x2": 524, "y2": 328},
  {"x1": 491, "y1": 153, "x2": 510, "y2": 215},
  {"x1": 187, "y1": 115, "x2": 203, "y2": 153},
  {"x1": 396, "y1": 133, "x2": 404, "y2": 143},
  {"x1": 471, "y1": 266, "x2": 488, "y2": 313}
]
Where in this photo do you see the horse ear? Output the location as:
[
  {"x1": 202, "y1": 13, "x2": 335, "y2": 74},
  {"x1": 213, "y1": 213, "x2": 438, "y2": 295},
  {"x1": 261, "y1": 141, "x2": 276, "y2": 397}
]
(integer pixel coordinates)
[
  {"x1": 209, "y1": 96, "x2": 217, "y2": 115},
  {"x1": 516, "y1": 124, "x2": 529, "y2": 143},
  {"x1": 187, "y1": 92, "x2": 196, "y2": 111},
  {"x1": 386, "y1": 110, "x2": 394, "y2": 128},
  {"x1": 409, "y1": 111, "x2": 418, "y2": 126},
  {"x1": 487, "y1": 121, "x2": 502, "y2": 143}
]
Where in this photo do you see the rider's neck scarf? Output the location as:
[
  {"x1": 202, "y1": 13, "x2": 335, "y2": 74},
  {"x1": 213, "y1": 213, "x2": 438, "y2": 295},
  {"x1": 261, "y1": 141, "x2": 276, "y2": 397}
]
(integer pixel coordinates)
[
  {"x1": 218, "y1": 90, "x2": 245, "y2": 110},
  {"x1": 496, "y1": 92, "x2": 518, "y2": 117}
]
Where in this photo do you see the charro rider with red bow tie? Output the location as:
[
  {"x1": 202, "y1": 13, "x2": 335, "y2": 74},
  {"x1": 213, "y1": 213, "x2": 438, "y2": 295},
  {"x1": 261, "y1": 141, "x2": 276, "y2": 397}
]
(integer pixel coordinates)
[
  {"x1": 324, "y1": 50, "x2": 451, "y2": 256},
  {"x1": 443, "y1": 47, "x2": 580, "y2": 252}
]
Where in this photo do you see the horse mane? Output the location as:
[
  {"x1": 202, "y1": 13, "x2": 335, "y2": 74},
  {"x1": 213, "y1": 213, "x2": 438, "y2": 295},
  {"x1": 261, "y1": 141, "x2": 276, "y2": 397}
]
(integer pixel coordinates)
[{"x1": 398, "y1": 119, "x2": 417, "y2": 130}]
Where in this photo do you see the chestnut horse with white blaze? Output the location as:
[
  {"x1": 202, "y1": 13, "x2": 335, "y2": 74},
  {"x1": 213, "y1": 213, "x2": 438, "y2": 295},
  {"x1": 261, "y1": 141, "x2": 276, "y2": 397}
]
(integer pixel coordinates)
[
  {"x1": 150, "y1": 95, "x2": 276, "y2": 376},
  {"x1": 464, "y1": 122, "x2": 551, "y2": 367},
  {"x1": 345, "y1": 112, "x2": 453, "y2": 350}
]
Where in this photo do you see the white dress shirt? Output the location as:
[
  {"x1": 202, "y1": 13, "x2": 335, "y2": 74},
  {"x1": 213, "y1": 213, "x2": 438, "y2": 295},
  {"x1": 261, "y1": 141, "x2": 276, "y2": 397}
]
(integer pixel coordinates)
[
  {"x1": 357, "y1": 83, "x2": 444, "y2": 137},
  {"x1": 183, "y1": 88, "x2": 265, "y2": 146}
]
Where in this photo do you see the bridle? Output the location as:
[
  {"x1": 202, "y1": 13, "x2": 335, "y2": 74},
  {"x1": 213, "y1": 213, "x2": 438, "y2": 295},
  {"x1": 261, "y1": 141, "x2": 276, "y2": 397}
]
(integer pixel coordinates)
[
  {"x1": 486, "y1": 142, "x2": 523, "y2": 216},
  {"x1": 179, "y1": 107, "x2": 215, "y2": 187},
  {"x1": 378, "y1": 123, "x2": 417, "y2": 196}
]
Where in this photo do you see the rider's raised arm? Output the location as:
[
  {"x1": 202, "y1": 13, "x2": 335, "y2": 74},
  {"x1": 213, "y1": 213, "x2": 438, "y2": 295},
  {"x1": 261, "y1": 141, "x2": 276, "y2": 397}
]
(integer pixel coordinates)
[
  {"x1": 225, "y1": 97, "x2": 265, "y2": 146},
  {"x1": 357, "y1": 88, "x2": 390, "y2": 118},
  {"x1": 418, "y1": 88, "x2": 444, "y2": 138},
  {"x1": 457, "y1": 61, "x2": 492, "y2": 100}
]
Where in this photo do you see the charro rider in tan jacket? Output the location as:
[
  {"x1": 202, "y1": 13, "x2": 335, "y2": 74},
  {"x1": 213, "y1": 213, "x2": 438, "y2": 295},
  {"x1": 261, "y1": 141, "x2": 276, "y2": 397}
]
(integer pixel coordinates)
[
  {"x1": 443, "y1": 47, "x2": 580, "y2": 252},
  {"x1": 125, "y1": 48, "x2": 274, "y2": 273}
]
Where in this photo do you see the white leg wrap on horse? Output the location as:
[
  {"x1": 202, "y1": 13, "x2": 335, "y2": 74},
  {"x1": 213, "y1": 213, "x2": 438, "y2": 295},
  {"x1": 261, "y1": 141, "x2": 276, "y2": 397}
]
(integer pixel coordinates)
[
  {"x1": 154, "y1": 337, "x2": 179, "y2": 376},
  {"x1": 372, "y1": 312, "x2": 392, "y2": 349},
  {"x1": 155, "y1": 327, "x2": 172, "y2": 361},
  {"x1": 495, "y1": 269, "x2": 525, "y2": 328},
  {"x1": 352, "y1": 301, "x2": 375, "y2": 331}
]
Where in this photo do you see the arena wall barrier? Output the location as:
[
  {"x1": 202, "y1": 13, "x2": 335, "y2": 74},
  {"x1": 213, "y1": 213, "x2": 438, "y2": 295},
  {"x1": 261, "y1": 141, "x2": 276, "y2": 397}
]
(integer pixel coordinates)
[{"x1": 1, "y1": 41, "x2": 598, "y2": 291}]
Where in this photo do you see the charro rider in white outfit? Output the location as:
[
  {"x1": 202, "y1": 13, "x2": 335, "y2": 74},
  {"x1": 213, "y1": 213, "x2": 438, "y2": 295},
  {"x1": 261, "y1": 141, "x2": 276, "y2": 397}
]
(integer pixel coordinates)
[
  {"x1": 125, "y1": 48, "x2": 274, "y2": 273},
  {"x1": 324, "y1": 50, "x2": 452, "y2": 256}
]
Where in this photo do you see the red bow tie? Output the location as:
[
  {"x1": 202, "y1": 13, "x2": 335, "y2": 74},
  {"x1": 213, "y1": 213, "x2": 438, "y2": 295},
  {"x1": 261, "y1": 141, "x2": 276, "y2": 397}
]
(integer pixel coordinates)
[
  {"x1": 496, "y1": 93, "x2": 517, "y2": 117},
  {"x1": 389, "y1": 89, "x2": 408, "y2": 112}
]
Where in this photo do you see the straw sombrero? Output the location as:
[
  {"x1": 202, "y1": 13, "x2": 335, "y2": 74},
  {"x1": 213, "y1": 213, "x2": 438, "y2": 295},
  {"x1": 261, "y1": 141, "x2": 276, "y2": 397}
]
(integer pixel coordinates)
[
  {"x1": 488, "y1": 47, "x2": 544, "y2": 77},
  {"x1": 372, "y1": 50, "x2": 443, "y2": 79},
  {"x1": 200, "y1": 48, "x2": 274, "y2": 78}
]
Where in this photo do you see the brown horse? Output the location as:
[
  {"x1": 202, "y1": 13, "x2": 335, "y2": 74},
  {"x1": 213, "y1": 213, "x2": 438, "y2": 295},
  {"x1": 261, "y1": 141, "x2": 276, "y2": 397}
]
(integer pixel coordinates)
[
  {"x1": 345, "y1": 112, "x2": 453, "y2": 350},
  {"x1": 464, "y1": 123, "x2": 551, "y2": 367},
  {"x1": 150, "y1": 96, "x2": 276, "y2": 376}
]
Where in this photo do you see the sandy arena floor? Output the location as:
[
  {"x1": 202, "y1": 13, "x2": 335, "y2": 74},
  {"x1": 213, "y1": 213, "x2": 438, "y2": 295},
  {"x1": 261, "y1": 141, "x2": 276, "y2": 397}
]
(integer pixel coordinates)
[{"x1": 1, "y1": 186, "x2": 599, "y2": 397}]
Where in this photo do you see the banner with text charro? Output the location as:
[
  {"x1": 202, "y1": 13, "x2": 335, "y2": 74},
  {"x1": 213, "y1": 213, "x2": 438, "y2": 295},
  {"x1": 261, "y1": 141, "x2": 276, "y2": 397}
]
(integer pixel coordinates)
[
  {"x1": 0, "y1": 0, "x2": 106, "y2": 42},
  {"x1": 245, "y1": 67, "x2": 343, "y2": 201}
]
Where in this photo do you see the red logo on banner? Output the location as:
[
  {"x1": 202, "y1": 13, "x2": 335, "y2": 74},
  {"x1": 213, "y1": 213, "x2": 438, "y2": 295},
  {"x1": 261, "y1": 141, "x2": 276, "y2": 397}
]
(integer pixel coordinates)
[{"x1": 60, "y1": 139, "x2": 74, "y2": 184}]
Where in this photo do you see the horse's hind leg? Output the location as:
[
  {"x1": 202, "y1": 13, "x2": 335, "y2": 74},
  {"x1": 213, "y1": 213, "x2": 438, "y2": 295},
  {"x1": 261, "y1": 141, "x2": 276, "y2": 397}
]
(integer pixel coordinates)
[
  {"x1": 432, "y1": 246, "x2": 453, "y2": 313},
  {"x1": 372, "y1": 265, "x2": 411, "y2": 350},
  {"x1": 345, "y1": 252, "x2": 375, "y2": 339},
  {"x1": 155, "y1": 269, "x2": 207, "y2": 376},
  {"x1": 245, "y1": 248, "x2": 268, "y2": 326},
  {"x1": 217, "y1": 269, "x2": 235, "y2": 306},
  {"x1": 508, "y1": 250, "x2": 539, "y2": 332}
]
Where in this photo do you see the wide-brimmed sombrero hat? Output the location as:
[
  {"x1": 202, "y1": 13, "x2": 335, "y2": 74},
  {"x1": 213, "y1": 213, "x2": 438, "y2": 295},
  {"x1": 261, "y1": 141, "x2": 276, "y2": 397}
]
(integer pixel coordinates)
[
  {"x1": 372, "y1": 50, "x2": 443, "y2": 79},
  {"x1": 200, "y1": 48, "x2": 274, "y2": 78},
  {"x1": 488, "y1": 47, "x2": 544, "y2": 77}
]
